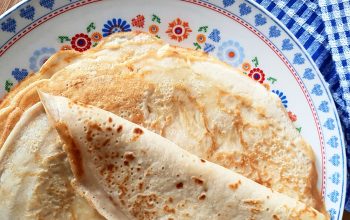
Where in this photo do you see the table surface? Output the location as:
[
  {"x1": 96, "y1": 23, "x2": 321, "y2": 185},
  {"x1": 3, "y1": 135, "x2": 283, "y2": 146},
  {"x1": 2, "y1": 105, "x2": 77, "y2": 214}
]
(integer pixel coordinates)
[{"x1": 0, "y1": 0, "x2": 349, "y2": 219}]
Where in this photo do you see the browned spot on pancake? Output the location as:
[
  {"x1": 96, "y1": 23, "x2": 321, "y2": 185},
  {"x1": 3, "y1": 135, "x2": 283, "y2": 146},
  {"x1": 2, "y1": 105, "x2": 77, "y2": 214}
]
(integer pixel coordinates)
[
  {"x1": 163, "y1": 205, "x2": 175, "y2": 214},
  {"x1": 89, "y1": 123, "x2": 102, "y2": 131},
  {"x1": 102, "y1": 138, "x2": 110, "y2": 147},
  {"x1": 198, "y1": 193, "x2": 206, "y2": 200},
  {"x1": 124, "y1": 152, "x2": 136, "y2": 161},
  {"x1": 168, "y1": 197, "x2": 173, "y2": 203},
  {"x1": 134, "y1": 128, "x2": 143, "y2": 135},
  {"x1": 131, "y1": 194, "x2": 159, "y2": 218},
  {"x1": 229, "y1": 180, "x2": 241, "y2": 191},
  {"x1": 123, "y1": 161, "x2": 129, "y2": 166},
  {"x1": 107, "y1": 164, "x2": 114, "y2": 171},
  {"x1": 138, "y1": 182, "x2": 144, "y2": 190},
  {"x1": 243, "y1": 199, "x2": 262, "y2": 206},
  {"x1": 106, "y1": 127, "x2": 112, "y2": 131},
  {"x1": 118, "y1": 176, "x2": 129, "y2": 200},
  {"x1": 273, "y1": 214, "x2": 280, "y2": 220},
  {"x1": 86, "y1": 122, "x2": 103, "y2": 142},
  {"x1": 127, "y1": 65, "x2": 134, "y2": 72},
  {"x1": 176, "y1": 182, "x2": 183, "y2": 189},
  {"x1": 191, "y1": 176, "x2": 204, "y2": 185},
  {"x1": 55, "y1": 122, "x2": 84, "y2": 179},
  {"x1": 108, "y1": 117, "x2": 113, "y2": 123},
  {"x1": 200, "y1": 159, "x2": 206, "y2": 163},
  {"x1": 86, "y1": 129, "x2": 93, "y2": 142},
  {"x1": 131, "y1": 128, "x2": 144, "y2": 142},
  {"x1": 243, "y1": 199, "x2": 263, "y2": 214},
  {"x1": 117, "y1": 125, "x2": 123, "y2": 133},
  {"x1": 168, "y1": 218, "x2": 174, "y2": 220}
]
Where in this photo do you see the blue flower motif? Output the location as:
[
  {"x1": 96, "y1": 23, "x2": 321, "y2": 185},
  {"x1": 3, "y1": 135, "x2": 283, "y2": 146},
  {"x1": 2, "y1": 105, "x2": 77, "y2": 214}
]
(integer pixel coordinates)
[
  {"x1": 204, "y1": 43, "x2": 215, "y2": 53},
  {"x1": 208, "y1": 29, "x2": 221, "y2": 42},
  {"x1": 217, "y1": 40, "x2": 244, "y2": 67},
  {"x1": 29, "y1": 47, "x2": 56, "y2": 72},
  {"x1": 329, "y1": 154, "x2": 340, "y2": 166},
  {"x1": 293, "y1": 53, "x2": 305, "y2": 64},
  {"x1": 330, "y1": 172, "x2": 340, "y2": 185},
  {"x1": 327, "y1": 136, "x2": 339, "y2": 148},
  {"x1": 318, "y1": 101, "x2": 329, "y2": 113},
  {"x1": 223, "y1": 0, "x2": 235, "y2": 7},
  {"x1": 239, "y1": 3, "x2": 251, "y2": 16},
  {"x1": 11, "y1": 68, "x2": 28, "y2": 82},
  {"x1": 303, "y1": 68, "x2": 315, "y2": 80},
  {"x1": 39, "y1": 0, "x2": 55, "y2": 10},
  {"x1": 1, "y1": 18, "x2": 16, "y2": 33},
  {"x1": 269, "y1": 26, "x2": 281, "y2": 38},
  {"x1": 324, "y1": 118, "x2": 335, "y2": 130},
  {"x1": 328, "y1": 190, "x2": 339, "y2": 203},
  {"x1": 328, "y1": 208, "x2": 336, "y2": 220},
  {"x1": 20, "y1": 5, "x2": 35, "y2": 20},
  {"x1": 311, "y1": 84, "x2": 323, "y2": 96},
  {"x1": 102, "y1": 18, "x2": 131, "y2": 37},
  {"x1": 272, "y1": 90, "x2": 288, "y2": 108},
  {"x1": 282, "y1": 39, "x2": 293, "y2": 50},
  {"x1": 255, "y1": 14, "x2": 266, "y2": 26}
]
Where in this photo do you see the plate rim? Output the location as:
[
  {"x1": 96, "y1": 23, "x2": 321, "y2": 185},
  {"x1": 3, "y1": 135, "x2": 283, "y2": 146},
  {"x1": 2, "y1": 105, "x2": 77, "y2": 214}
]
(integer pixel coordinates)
[{"x1": 0, "y1": 0, "x2": 346, "y2": 218}]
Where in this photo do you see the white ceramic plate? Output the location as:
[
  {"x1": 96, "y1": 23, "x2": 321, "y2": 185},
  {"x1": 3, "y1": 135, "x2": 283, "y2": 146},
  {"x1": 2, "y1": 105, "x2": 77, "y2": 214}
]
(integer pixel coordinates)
[{"x1": 0, "y1": 0, "x2": 346, "y2": 218}]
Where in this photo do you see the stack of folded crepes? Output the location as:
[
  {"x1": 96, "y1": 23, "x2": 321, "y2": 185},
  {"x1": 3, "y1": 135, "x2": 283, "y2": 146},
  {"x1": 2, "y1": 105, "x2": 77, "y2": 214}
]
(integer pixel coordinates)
[{"x1": 0, "y1": 31, "x2": 328, "y2": 219}]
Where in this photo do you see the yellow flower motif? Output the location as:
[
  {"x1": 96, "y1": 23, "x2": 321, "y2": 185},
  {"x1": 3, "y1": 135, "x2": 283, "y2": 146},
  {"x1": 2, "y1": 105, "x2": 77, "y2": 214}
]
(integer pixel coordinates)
[
  {"x1": 91, "y1": 32, "x2": 103, "y2": 42},
  {"x1": 149, "y1": 24, "x2": 159, "y2": 34},
  {"x1": 196, "y1": 34, "x2": 206, "y2": 44},
  {"x1": 242, "y1": 62, "x2": 251, "y2": 71}
]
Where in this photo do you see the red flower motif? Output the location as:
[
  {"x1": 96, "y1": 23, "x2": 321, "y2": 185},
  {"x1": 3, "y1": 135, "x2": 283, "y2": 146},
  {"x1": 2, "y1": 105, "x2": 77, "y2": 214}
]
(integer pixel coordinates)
[
  {"x1": 132, "y1": 15, "x2": 145, "y2": 28},
  {"x1": 288, "y1": 111, "x2": 297, "y2": 122},
  {"x1": 248, "y1": 68, "x2": 265, "y2": 83},
  {"x1": 71, "y1": 33, "x2": 92, "y2": 52},
  {"x1": 166, "y1": 18, "x2": 192, "y2": 42}
]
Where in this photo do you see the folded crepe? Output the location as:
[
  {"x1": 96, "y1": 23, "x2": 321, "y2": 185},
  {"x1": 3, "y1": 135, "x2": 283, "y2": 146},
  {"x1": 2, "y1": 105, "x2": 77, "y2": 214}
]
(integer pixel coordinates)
[
  {"x1": 39, "y1": 92, "x2": 326, "y2": 220},
  {"x1": 0, "y1": 102, "x2": 104, "y2": 219},
  {"x1": 0, "y1": 31, "x2": 324, "y2": 212}
]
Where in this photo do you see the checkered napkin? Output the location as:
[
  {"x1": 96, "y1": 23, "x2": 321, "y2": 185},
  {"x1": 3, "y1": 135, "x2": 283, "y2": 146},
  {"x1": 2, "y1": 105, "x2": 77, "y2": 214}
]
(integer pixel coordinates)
[{"x1": 255, "y1": 0, "x2": 350, "y2": 212}]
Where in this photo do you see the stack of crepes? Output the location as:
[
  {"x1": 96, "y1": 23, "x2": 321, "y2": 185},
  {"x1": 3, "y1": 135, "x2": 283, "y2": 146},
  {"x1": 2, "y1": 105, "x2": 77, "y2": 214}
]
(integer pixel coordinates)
[{"x1": 0, "y1": 31, "x2": 329, "y2": 219}]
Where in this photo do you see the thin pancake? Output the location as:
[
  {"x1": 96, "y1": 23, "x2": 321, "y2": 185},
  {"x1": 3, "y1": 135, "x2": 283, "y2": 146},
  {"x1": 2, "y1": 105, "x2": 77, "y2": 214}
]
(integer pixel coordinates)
[
  {"x1": 0, "y1": 103, "x2": 104, "y2": 220},
  {"x1": 0, "y1": 31, "x2": 324, "y2": 212},
  {"x1": 40, "y1": 92, "x2": 326, "y2": 220}
]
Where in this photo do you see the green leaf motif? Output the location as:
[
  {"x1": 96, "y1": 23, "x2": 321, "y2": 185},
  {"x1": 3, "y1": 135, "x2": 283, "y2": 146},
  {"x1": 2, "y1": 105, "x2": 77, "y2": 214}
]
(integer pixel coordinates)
[
  {"x1": 193, "y1": 42, "x2": 201, "y2": 50},
  {"x1": 87, "y1": 22, "x2": 96, "y2": 33},
  {"x1": 267, "y1": 77, "x2": 277, "y2": 84},
  {"x1": 152, "y1": 14, "x2": 161, "y2": 24},
  {"x1": 198, "y1": 26, "x2": 208, "y2": 32},
  {"x1": 296, "y1": 127, "x2": 302, "y2": 133},
  {"x1": 5, "y1": 80, "x2": 13, "y2": 92},
  {"x1": 252, "y1": 57, "x2": 259, "y2": 67},
  {"x1": 58, "y1": 36, "x2": 70, "y2": 43}
]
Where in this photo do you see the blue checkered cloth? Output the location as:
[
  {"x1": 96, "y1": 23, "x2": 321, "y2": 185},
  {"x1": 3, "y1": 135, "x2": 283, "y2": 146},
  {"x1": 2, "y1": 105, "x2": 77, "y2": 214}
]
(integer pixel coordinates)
[{"x1": 255, "y1": 0, "x2": 350, "y2": 212}]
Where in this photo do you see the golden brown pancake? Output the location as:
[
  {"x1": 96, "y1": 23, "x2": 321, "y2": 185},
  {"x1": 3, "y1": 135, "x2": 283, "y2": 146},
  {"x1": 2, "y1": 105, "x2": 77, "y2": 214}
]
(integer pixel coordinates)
[
  {"x1": 40, "y1": 92, "x2": 326, "y2": 220},
  {"x1": 0, "y1": 31, "x2": 325, "y2": 213}
]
